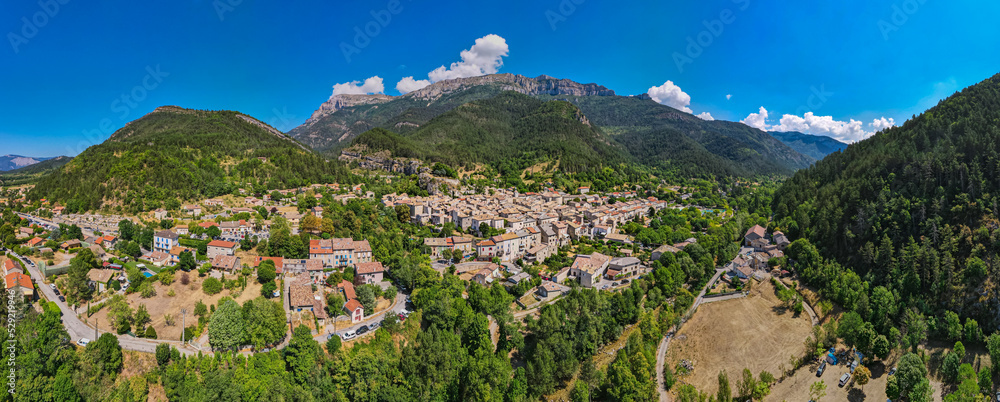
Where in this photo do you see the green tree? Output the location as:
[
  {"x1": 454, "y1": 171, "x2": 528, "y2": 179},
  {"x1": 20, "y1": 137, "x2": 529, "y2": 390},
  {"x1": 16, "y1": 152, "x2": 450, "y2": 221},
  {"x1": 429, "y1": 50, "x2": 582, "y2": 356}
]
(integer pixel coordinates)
[
  {"x1": 86, "y1": 333, "x2": 123, "y2": 375},
  {"x1": 810, "y1": 380, "x2": 827, "y2": 401},
  {"x1": 897, "y1": 352, "x2": 929, "y2": 400},
  {"x1": 854, "y1": 365, "x2": 871, "y2": 391},
  {"x1": 155, "y1": 343, "x2": 170, "y2": 366},
  {"x1": 325, "y1": 334, "x2": 341, "y2": 355},
  {"x1": 717, "y1": 370, "x2": 732, "y2": 402},
  {"x1": 257, "y1": 259, "x2": 276, "y2": 283},
  {"x1": 206, "y1": 225, "x2": 222, "y2": 239},
  {"x1": 570, "y1": 381, "x2": 589, "y2": 402},
  {"x1": 202, "y1": 277, "x2": 223, "y2": 295},
  {"x1": 872, "y1": 334, "x2": 891, "y2": 359},
  {"x1": 178, "y1": 250, "x2": 196, "y2": 271},
  {"x1": 284, "y1": 325, "x2": 321, "y2": 384},
  {"x1": 208, "y1": 298, "x2": 245, "y2": 351},
  {"x1": 737, "y1": 368, "x2": 756, "y2": 400}
]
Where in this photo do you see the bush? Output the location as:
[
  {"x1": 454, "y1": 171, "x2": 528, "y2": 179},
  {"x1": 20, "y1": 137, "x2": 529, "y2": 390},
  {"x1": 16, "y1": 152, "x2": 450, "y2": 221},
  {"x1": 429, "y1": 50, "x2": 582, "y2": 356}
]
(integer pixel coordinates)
[
  {"x1": 179, "y1": 272, "x2": 190, "y2": 285},
  {"x1": 139, "y1": 282, "x2": 156, "y2": 298},
  {"x1": 144, "y1": 326, "x2": 157, "y2": 339},
  {"x1": 109, "y1": 279, "x2": 121, "y2": 291},
  {"x1": 326, "y1": 335, "x2": 341, "y2": 355},
  {"x1": 202, "y1": 277, "x2": 223, "y2": 295},
  {"x1": 159, "y1": 270, "x2": 175, "y2": 285},
  {"x1": 261, "y1": 281, "x2": 277, "y2": 298}
]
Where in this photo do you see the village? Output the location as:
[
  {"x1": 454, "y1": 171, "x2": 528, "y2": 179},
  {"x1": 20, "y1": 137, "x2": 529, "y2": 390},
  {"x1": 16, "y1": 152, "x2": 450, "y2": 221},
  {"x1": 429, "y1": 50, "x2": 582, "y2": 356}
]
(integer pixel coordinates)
[{"x1": 1, "y1": 180, "x2": 730, "y2": 354}]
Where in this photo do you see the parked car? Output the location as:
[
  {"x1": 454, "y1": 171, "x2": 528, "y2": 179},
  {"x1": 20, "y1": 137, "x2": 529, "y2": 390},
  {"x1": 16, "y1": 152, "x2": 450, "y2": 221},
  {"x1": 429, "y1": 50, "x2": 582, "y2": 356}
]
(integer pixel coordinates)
[
  {"x1": 370, "y1": 321, "x2": 380, "y2": 329},
  {"x1": 53, "y1": 288, "x2": 60, "y2": 296},
  {"x1": 888, "y1": 367, "x2": 897, "y2": 376},
  {"x1": 49, "y1": 284, "x2": 57, "y2": 290},
  {"x1": 58, "y1": 296, "x2": 65, "y2": 302},
  {"x1": 398, "y1": 313, "x2": 407, "y2": 321},
  {"x1": 839, "y1": 373, "x2": 851, "y2": 387},
  {"x1": 77, "y1": 338, "x2": 90, "y2": 347},
  {"x1": 357, "y1": 325, "x2": 369, "y2": 335},
  {"x1": 816, "y1": 361, "x2": 826, "y2": 377},
  {"x1": 340, "y1": 331, "x2": 356, "y2": 341}
]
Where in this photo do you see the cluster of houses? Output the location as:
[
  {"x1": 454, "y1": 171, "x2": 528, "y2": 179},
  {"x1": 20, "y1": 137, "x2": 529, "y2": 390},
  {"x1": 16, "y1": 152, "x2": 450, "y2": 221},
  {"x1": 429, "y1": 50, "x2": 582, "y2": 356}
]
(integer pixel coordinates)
[
  {"x1": 401, "y1": 188, "x2": 673, "y2": 263},
  {"x1": 724, "y1": 225, "x2": 791, "y2": 283}
]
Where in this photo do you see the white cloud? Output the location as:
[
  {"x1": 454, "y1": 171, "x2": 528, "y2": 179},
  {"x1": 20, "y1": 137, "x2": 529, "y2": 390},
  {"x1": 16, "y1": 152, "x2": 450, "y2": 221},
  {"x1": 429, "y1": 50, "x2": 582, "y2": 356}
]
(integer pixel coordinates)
[
  {"x1": 331, "y1": 76, "x2": 384, "y2": 96},
  {"x1": 870, "y1": 117, "x2": 895, "y2": 131},
  {"x1": 726, "y1": 94, "x2": 732, "y2": 100},
  {"x1": 696, "y1": 112, "x2": 715, "y2": 121},
  {"x1": 741, "y1": 107, "x2": 770, "y2": 130},
  {"x1": 396, "y1": 34, "x2": 510, "y2": 94},
  {"x1": 647, "y1": 81, "x2": 693, "y2": 113},
  {"x1": 395, "y1": 77, "x2": 432, "y2": 94},
  {"x1": 768, "y1": 112, "x2": 898, "y2": 143}
]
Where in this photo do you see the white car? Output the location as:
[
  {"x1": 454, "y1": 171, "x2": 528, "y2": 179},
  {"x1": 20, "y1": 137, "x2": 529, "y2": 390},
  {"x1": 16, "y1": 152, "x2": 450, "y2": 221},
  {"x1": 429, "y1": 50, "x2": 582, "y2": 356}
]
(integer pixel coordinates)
[
  {"x1": 340, "y1": 331, "x2": 357, "y2": 341},
  {"x1": 77, "y1": 338, "x2": 90, "y2": 347}
]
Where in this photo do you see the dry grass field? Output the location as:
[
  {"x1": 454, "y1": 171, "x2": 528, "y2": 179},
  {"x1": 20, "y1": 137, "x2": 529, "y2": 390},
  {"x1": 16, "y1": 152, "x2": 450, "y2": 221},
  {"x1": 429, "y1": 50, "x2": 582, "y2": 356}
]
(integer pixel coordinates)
[
  {"x1": 87, "y1": 272, "x2": 263, "y2": 341},
  {"x1": 666, "y1": 280, "x2": 814, "y2": 395}
]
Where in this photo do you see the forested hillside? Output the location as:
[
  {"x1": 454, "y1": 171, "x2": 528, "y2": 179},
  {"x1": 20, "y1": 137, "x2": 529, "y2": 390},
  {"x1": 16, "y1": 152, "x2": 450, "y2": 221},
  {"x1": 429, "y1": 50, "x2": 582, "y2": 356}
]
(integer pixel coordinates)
[
  {"x1": 774, "y1": 72, "x2": 1000, "y2": 325},
  {"x1": 768, "y1": 130, "x2": 848, "y2": 160},
  {"x1": 29, "y1": 107, "x2": 352, "y2": 213},
  {"x1": 534, "y1": 94, "x2": 813, "y2": 177},
  {"x1": 350, "y1": 92, "x2": 630, "y2": 175}
]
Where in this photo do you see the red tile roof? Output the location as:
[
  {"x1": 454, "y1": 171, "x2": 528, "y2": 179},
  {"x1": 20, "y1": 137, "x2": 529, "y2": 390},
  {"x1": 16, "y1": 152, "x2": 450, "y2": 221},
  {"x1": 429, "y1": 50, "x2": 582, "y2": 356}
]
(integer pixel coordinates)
[
  {"x1": 4, "y1": 272, "x2": 32, "y2": 290},
  {"x1": 355, "y1": 261, "x2": 384, "y2": 275},
  {"x1": 344, "y1": 298, "x2": 363, "y2": 313},
  {"x1": 207, "y1": 240, "x2": 237, "y2": 248}
]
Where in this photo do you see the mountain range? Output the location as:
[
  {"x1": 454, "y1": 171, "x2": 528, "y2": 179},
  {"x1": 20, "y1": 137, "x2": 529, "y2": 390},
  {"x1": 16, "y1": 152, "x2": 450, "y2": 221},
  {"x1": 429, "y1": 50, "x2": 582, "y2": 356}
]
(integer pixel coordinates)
[
  {"x1": 289, "y1": 73, "x2": 818, "y2": 177},
  {"x1": 767, "y1": 131, "x2": 848, "y2": 160},
  {"x1": 0, "y1": 154, "x2": 56, "y2": 171}
]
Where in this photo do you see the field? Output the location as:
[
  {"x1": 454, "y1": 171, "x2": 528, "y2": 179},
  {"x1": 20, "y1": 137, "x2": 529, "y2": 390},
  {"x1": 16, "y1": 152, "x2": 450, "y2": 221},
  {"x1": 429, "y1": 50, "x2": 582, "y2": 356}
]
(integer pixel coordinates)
[
  {"x1": 665, "y1": 280, "x2": 814, "y2": 395},
  {"x1": 87, "y1": 271, "x2": 263, "y2": 341}
]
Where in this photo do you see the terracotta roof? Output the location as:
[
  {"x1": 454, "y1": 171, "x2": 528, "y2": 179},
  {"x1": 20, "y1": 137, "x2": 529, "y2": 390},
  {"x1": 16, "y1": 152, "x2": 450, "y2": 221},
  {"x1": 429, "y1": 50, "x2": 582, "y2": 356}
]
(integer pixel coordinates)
[
  {"x1": 338, "y1": 280, "x2": 356, "y2": 299},
  {"x1": 343, "y1": 298, "x2": 363, "y2": 313},
  {"x1": 2, "y1": 259, "x2": 19, "y2": 272},
  {"x1": 212, "y1": 255, "x2": 240, "y2": 270},
  {"x1": 208, "y1": 240, "x2": 237, "y2": 248},
  {"x1": 355, "y1": 261, "x2": 384, "y2": 275},
  {"x1": 4, "y1": 272, "x2": 32, "y2": 290},
  {"x1": 288, "y1": 279, "x2": 315, "y2": 307},
  {"x1": 253, "y1": 256, "x2": 284, "y2": 270},
  {"x1": 27, "y1": 237, "x2": 45, "y2": 247},
  {"x1": 198, "y1": 221, "x2": 219, "y2": 228},
  {"x1": 87, "y1": 269, "x2": 116, "y2": 284},
  {"x1": 744, "y1": 225, "x2": 766, "y2": 239},
  {"x1": 305, "y1": 259, "x2": 324, "y2": 271}
]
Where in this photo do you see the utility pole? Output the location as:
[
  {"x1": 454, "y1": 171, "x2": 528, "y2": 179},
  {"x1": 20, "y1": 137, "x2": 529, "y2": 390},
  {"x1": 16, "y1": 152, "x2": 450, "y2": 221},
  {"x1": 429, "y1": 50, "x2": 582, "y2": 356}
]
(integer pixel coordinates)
[{"x1": 181, "y1": 308, "x2": 187, "y2": 344}]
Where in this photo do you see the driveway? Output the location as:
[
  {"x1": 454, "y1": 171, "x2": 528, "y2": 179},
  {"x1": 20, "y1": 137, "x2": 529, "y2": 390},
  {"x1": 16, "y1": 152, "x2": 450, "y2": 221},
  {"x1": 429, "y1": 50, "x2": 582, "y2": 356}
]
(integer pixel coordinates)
[{"x1": 316, "y1": 290, "x2": 408, "y2": 342}]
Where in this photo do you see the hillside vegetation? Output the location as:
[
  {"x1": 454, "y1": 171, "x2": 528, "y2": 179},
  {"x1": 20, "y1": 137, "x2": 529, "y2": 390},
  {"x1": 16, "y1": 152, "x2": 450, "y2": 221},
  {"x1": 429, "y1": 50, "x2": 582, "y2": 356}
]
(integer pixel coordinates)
[
  {"x1": 29, "y1": 107, "x2": 352, "y2": 213},
  {"x1": 350, "y1": 92, "x2": 629, "y2": 175},
  {"x1": 0, "y1": 156, "x2": 72, "y2": 186},
  {"x1": 774, "y1": 72, "x2": 1000, "y2": 324}
]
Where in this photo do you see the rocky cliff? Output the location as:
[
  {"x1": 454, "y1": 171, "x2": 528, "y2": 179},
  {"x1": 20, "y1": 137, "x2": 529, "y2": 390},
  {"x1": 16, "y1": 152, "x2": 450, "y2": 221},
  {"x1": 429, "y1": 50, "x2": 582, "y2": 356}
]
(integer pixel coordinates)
[{"x1": 291, "y1": 74, "x2": 615, "y2": 150}]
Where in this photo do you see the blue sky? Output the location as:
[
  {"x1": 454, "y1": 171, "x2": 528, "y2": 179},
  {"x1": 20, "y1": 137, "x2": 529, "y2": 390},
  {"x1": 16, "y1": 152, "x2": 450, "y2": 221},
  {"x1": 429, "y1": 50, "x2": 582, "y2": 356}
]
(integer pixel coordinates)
[{"x1": 2, "y1": 0, "x2": 999, "y2": 156}]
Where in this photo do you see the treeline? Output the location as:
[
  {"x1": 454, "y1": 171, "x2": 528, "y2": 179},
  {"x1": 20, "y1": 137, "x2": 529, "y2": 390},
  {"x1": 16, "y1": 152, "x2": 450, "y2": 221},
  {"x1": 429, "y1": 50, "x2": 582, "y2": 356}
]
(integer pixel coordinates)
[{"x1": 774, "y1": 72, "x2": 1000, "y2": 327}]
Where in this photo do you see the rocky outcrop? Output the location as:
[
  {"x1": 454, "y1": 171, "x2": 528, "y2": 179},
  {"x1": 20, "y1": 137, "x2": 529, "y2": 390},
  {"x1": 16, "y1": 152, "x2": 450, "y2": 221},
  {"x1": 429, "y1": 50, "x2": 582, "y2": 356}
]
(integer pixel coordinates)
[
  {"x1": 304, "y1": 94, "x2": 394, "y2": 125},
  {"x1": 294, "y1": 74, "x2": 615, "y2": 135},
  {"x1": 405, "y1": 73, "x2": 616, "y2": 100},
  {"x1": 339, "y1": 151, "x2": 423, "y2": 175}
]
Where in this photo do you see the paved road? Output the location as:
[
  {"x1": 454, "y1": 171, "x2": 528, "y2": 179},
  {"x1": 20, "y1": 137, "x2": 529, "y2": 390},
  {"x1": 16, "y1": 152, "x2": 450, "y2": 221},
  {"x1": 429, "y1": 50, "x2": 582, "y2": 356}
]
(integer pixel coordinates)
[
  {"x1": 314, "y1": 291, "x2": 408, "y2": 343},
  {"x1": 11, "y1": 251, "x2": 200, "y2": 356},
  {"x1": 656, "y1": 334, "x2": 673, "y2": 402}
]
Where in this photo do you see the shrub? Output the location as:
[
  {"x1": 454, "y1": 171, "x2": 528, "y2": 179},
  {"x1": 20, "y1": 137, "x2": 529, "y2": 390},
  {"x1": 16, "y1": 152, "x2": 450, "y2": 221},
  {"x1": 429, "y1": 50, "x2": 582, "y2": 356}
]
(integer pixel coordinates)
[
  {"x1": 139, "y1": 282, "x2": 156, "y2": 298},
  {"x1": 159, "y1": 270, "x2": 175, "y2": 285},
  {"x1": 179, "y1": 272, "x2": 190, "y2": 285},
  {"x1": 144, "y1": 326, "x2": 157, "y2": 339},
  {"x1": 202, "y1": 277, "x2": 223, "y2": 295}
]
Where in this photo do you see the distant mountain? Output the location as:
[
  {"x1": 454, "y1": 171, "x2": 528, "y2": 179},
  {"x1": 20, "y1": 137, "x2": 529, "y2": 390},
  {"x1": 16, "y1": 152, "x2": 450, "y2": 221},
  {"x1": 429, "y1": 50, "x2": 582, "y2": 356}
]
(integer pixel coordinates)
[
  {"x1": 0, "y1": 156, "x2": 72, "y2": 186},
  {"x1": 29, "y1": 106, "x2": 351, "y2": 212},
  {"x1": 0, "y1": 154, "x2": 55, "y2": 171},
  {"x1": 291, "y1": 74, "x2": 812, "y2": 177},
  {"x1": 767, "y1": 131, "x2": 848, "y2": 160}
]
